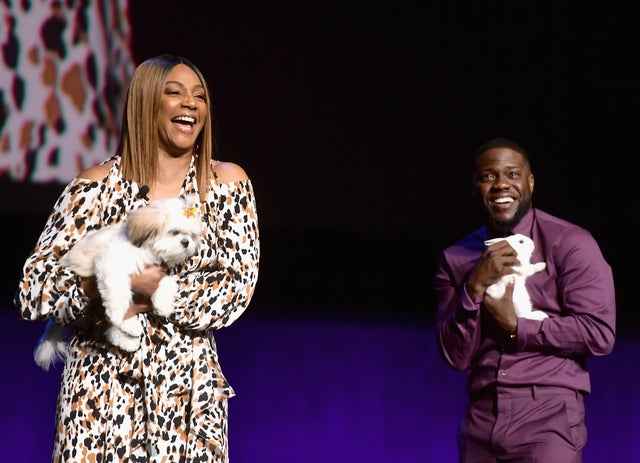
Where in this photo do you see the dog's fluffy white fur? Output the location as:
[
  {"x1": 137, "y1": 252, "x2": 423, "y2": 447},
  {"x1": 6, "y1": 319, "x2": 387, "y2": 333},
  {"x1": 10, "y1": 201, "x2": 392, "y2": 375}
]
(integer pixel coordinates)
[
  {"x1": 484, "y1": 234, "x2": 548, "y2": 320},
  {"x1": 34, "y1": 195, "x2": 203, "y2": 370}
]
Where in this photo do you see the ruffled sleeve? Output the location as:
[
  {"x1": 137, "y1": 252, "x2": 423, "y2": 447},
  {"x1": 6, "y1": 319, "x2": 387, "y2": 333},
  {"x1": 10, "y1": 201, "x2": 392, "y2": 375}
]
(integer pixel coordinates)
[
  {"x1": 14, "y1": 178, "x2": 105, "y2": 323},
  {"x1": 171, "y1": 179, "x2": 260, "y2": 330}
]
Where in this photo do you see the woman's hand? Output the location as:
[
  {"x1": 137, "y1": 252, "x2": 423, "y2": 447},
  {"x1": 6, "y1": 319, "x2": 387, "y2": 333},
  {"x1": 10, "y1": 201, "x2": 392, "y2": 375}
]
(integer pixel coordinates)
[
  {"x1": 81, "y1": 265, "x2": 167, "y2": 320},
  {"x1": 124, "y1": 264, "x2": 167, "y2": 319},
  {"x1": 80, "y1": 275, "x2": 100, "y2": 299},
  {"x1": 130, "y1": 264, "x2": 166, "y2": 297},
  {"x1": 128, "y1": 264, "x2": 167, "y2": 319}
]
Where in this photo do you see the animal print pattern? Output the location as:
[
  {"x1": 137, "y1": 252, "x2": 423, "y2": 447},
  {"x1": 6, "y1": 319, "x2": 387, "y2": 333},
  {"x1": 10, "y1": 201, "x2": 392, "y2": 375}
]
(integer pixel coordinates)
[
  {"x1": 15, "y1": 155, "x2": 260, "y2": 462},
  {"x1": 0, "y1": 1, "x2": 134, "y2": 182}
]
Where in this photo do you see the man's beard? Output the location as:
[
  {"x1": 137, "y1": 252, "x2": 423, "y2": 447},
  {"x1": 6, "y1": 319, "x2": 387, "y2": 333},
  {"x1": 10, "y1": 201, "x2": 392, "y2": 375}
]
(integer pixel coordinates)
[{"x1": 488, "y1": 200, "x2": 530, "y2": 236}]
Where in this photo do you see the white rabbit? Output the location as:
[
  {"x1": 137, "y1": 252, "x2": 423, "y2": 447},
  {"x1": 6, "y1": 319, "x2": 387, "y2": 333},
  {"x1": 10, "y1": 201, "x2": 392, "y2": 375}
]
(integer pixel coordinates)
[{"x1": 484, "y1": 234, "x2": 548, "y2": 320}]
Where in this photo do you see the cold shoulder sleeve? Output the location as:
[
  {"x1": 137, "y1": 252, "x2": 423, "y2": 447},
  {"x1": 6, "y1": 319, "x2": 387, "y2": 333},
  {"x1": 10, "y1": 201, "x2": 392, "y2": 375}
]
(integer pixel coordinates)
[
  {"x1": 14, "y1": 178, "x2": 105, "y2": 323},
  {"x1": 171, "y1": 178, "x2": 260, "y2": 330}
]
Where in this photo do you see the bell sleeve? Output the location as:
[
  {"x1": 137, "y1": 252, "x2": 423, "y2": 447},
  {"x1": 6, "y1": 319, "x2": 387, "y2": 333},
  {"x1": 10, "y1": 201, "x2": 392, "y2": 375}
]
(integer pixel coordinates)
[
  {"x1": 171, "y1": 178, "x2": 260, "y2": 330},
  {"x1": 14, "y1": 178, "x2": 104, "y2": 324}
]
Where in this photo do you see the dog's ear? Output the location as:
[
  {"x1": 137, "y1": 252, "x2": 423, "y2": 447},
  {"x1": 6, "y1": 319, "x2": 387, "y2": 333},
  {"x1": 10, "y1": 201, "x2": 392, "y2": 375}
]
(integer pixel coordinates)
[{"x1": 125, "y1": 203, "x2": 168, "y2": 246}]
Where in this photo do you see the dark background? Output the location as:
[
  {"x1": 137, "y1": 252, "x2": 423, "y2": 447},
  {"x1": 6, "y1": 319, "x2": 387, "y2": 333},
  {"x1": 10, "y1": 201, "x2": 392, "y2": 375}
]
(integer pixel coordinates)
[{"x1": 5, "y1": 1, "x2": 634, "y2": 331}]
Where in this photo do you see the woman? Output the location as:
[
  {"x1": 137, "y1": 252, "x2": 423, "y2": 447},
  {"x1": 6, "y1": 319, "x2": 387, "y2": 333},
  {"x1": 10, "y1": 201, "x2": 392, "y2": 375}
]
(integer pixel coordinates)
[{"x1": 14, "y1": 54, "x2": 260, "y2": 462}]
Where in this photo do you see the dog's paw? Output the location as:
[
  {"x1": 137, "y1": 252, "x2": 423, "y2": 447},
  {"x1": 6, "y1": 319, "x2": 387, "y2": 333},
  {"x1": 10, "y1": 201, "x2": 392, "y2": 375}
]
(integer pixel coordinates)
[
  {"x1": 102, "y1": 292, "x2": 134, "y2": 327},
  {"x1": 105, "y1": 326, "x2": 141, "y2": 352},
  {"x1": 151, "y1": 275, "x2": 178, "y2": 318},
  {"x1": 119, "y1": 316, "x2": 144, "y2": 337}
]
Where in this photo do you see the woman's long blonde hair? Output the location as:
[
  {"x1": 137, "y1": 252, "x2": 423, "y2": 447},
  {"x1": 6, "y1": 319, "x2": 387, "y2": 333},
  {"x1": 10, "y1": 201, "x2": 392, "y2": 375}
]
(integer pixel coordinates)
[{"x1": 117, "y1": 54, "x2": 216, "y2": 201}]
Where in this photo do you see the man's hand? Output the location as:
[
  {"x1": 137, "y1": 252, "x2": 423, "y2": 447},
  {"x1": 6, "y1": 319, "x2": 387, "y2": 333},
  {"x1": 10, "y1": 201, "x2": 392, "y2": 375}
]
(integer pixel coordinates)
[
  {"x1": 483, "y1": 276, "x2": 518, "y2": 334},
  {"x1": 466, "y1": 240, "x2": 520, "y2": 300}
]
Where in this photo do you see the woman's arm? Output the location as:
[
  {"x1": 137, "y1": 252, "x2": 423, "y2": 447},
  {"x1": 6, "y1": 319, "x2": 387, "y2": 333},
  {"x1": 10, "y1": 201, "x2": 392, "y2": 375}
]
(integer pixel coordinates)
[
  {"x1": 168, "y1": 176, "x2": 260, "y2": 331},
  {"x1": 14, "y1": 178, "x2": 105, "y2": 324}
]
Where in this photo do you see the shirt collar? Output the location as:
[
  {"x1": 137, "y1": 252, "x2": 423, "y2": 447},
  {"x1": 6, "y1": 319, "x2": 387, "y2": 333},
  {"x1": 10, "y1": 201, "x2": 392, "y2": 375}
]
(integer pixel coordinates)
[{"x1": 511, "y1": 208, "x2": 535, "y2": 236}]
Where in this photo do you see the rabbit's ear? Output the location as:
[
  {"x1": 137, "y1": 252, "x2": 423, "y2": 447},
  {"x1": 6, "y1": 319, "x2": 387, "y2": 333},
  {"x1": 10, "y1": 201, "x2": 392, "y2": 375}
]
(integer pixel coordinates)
[{"x1": 484, "y1": 237, "x2": 504, "y2": 246}]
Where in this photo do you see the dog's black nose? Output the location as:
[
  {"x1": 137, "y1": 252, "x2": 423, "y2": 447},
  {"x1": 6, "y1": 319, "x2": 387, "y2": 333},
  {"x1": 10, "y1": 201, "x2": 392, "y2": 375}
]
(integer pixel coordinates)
[{"x1": 181, "y1": 239, "x2": 190, "y2": 248}]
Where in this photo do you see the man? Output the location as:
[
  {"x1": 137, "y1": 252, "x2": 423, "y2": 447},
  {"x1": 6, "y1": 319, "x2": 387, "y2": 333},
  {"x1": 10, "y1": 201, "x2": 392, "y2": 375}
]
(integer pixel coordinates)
[{"x1": 435, "y1": 138, "x2": 615, "y2": 462}]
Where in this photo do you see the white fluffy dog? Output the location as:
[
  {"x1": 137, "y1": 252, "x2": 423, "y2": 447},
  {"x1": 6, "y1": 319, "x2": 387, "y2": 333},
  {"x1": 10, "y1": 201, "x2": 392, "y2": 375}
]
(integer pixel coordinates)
[
  {"x1": 484, "y1": 234, "x2": 548, "y2": 320},
  {"x1": 34, "y1": 195, "x2": 203, "y2": 370}
]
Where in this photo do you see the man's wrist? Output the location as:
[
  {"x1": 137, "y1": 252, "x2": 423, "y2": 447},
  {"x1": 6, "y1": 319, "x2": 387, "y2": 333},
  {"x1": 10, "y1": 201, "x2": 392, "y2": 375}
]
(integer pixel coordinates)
[{"x1": 466, "y1": 283, "x2": 485, "y2": 304}]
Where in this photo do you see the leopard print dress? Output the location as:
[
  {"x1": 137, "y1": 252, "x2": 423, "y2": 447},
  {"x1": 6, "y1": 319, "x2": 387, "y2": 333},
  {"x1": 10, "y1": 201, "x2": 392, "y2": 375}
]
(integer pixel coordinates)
[{"x1": 15, "y1": 155, "x2": 260, "y2": 463}]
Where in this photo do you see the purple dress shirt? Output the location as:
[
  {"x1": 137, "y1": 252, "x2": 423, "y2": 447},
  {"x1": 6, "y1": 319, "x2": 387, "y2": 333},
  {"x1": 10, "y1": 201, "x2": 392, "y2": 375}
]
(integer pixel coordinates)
[{"x1": 435, "y1": 208, "x2": 616, "y2": 396}]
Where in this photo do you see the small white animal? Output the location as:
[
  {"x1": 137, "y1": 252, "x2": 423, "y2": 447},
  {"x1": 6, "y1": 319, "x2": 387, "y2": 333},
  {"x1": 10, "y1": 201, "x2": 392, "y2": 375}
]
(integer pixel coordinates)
[
  {"x1": 484, "y1": 234, "x2": 548, "y2": 320},
  {"x1": 34, "y1": 195, "x2": 203, "y2": 370}
]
